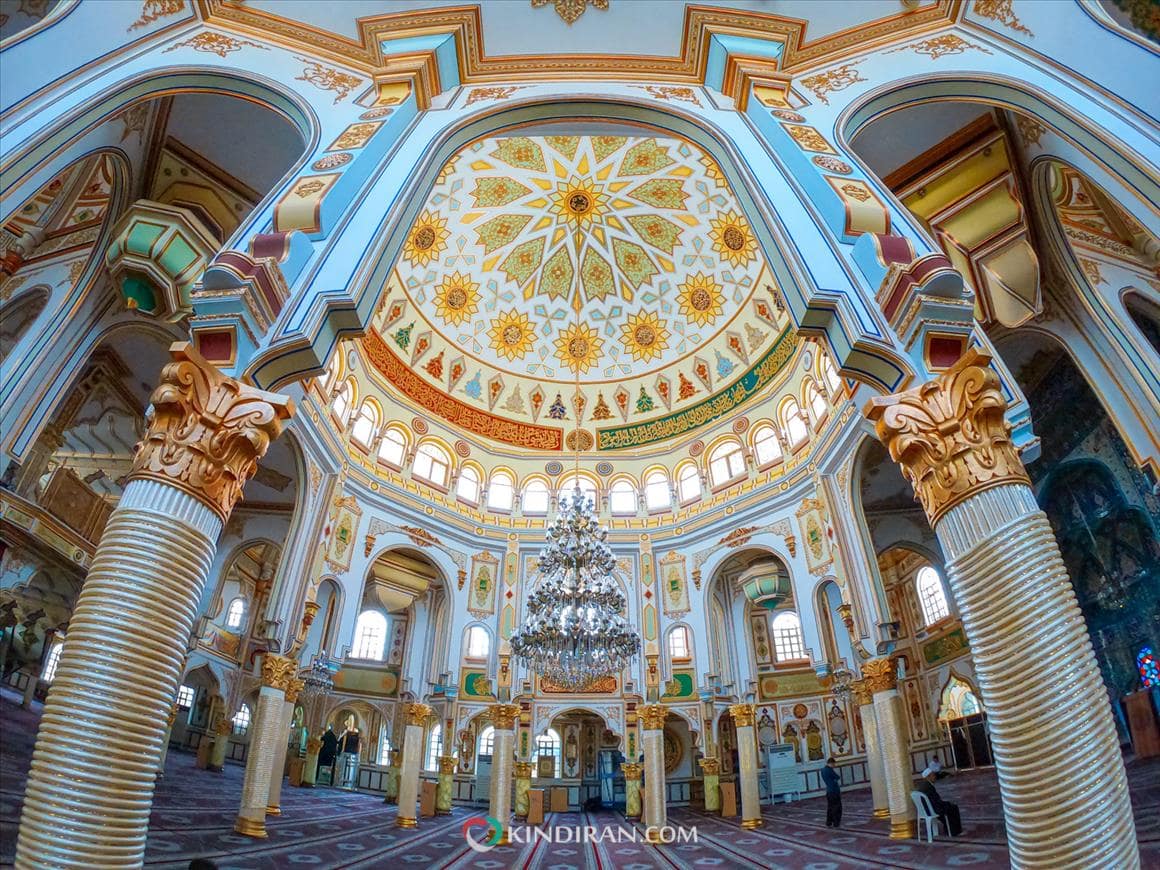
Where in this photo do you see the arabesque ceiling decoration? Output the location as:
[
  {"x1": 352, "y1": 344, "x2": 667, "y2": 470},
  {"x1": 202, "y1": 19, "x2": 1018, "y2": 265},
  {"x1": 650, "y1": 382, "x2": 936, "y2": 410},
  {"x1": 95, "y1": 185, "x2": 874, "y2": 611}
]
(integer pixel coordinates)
[{"x1": 366, "y1": 133, "x2": 795, "y2": 452}]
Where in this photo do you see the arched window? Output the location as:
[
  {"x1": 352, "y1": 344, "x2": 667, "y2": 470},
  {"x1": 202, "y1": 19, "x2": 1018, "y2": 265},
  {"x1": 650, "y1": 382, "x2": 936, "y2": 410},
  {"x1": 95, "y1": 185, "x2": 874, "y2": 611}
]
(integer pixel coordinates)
[
  {"x1": 378, "y1": 732, "x2": 394, "y2": 765},
  {"x1": 352, "y1": 610, "x2": 388, "y2": 661},
  {"x1": 805, "y1": 381, "x2": 828, "y2": 425},
  {"x1": 465, "y1": 625, "x2": 490, "y2": 659},
  {"x1": 916, "y1": 566, "x2": 950, "y2": 625},
  {"x1": 781, "y1": 398, "x2": 809, "y2": 448},
  {"x1": 751, "y1": 423, "x2": 783, "y2": 467},
  {"x1": 350, "y1": 401, "x2": 379, "y2": 447},
  {"x1": 457, "y1": 465, "x2": 481, "y2": 504},
  {"x1": 225, "y1": 597, "x2": 246, "y2": 630},
  {"x1": 478, "y1": 725, "x2": 495, "y2": 758},
  {"x1": 708, "y1": 440, "x2": 746, "y2": 487},
  {"x1": 176, "y1": 685, "x2": 195, "y2": 709},
  {"x1": 532, "y1": 728, "x2": 561, "y2": 778},
  {"x1": 771, "y1": 611, "x2": 806, "y2": 662},
  {"x1": 425, "y1": 723, "x2": 443, "y2": 771},
  {"x1": 332, "y1": 379, "x2": 354, "y2": 424},
  {"x1": 609, "y1": 479, "x2": 638, "y2": 515},
  {"x1": 644, "y1": 470, "x2": 671, "y2": 511},
  {"x1": 677, "y1": 463, "x2": 701, "y2": 503},
  {"x1": 378, "y1": 425, "x2": 407, "y2": 467},
  {"x1": 488, "y1": 471, "x2": 514, "y2": 511},
  {"x1": 820, "y1": 354, "x2": 841, "y2": 393},
  {"x1": 667, "y1": 625, "x2": 691, "y2": 662},
  {"x1": 558, "y1": 474, "x2": 598, "y2": 506},
  {"x1": 41, "y1": 640, "x2": 64, "y2": 682},
  {"x1": 413, "y1": 442, "x2": 451, "y2": 488},
  {"x1": 232, "y1": 704, "x2": 252, "y2": 736},
  {"x1": 321, "y1": 353, "x2": 343, "y2": 394},
  {"x1": 521, "y1": 479, "x2": 550, "y2": 515}
]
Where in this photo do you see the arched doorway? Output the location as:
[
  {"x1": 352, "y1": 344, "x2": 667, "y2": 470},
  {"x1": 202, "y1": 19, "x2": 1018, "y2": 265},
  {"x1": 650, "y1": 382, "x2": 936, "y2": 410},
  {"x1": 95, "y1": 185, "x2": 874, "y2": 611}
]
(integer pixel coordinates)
[{"x1": 937, "y1": 673, "x2": 992, "y2": 771}]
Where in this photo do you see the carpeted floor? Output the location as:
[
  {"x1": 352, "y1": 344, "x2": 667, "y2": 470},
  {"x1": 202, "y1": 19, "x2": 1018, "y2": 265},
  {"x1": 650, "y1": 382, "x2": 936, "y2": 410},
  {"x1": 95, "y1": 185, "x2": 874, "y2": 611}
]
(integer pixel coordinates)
[{"x1": 2, "y1": 693, "x2": 1158, "y2": 869}]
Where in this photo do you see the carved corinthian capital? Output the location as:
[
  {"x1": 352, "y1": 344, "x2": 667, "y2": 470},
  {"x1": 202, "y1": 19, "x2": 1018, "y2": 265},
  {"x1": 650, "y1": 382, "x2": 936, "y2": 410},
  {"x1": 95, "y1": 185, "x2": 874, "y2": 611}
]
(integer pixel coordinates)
[
  {"x1": 261, "y1": 653, "x2": 297, "y2": 690},
  {"x1": 864, "y1": 350, "x2": 1029, "y2": 526},
  {"x1": 639, "y1": 704, "x2": 669, "y2": 730},
  {"x1": 861, "y1": 657, "x2": 897, "y2": 694},
  {"x1": 130, "y1": 342, "x2": 294, "y2": 521},
  {"x1": 728, "y1": 703, "x2": 756, "y2": 728},
  {"x1": 490, "y1": 703, "x2": 521, "y2": 730}
]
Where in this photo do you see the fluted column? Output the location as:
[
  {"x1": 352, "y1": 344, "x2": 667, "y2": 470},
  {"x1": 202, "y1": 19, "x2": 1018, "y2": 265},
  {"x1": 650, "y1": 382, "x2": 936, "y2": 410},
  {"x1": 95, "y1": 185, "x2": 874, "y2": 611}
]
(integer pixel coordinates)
[
  {"x1": 867, "y1": 351, "x2": 1139, "y2": 867},
  {"x1": 730, "y1": 704, "x2": 763, "y2": 829},
  {"x1": 383, "y1": 748, "x2": 400, "y2": 803},
  {"x1": 235, "y1": 654, "x2": 296, "y2": 837},
  {"x1": 640, "y1": 704, "x2": 667, "y2": 842},
  {"x1": 864, "y1": 658, "x2": 914, "y2": 838},
  {"x1": 436, "y1": 755, "x2": 456, "y2": 814},
  {"x1": 488, "y1": 704, "x2": 519, "y2": 845},
  {"x1": 513, "y1": 761, "x2": 533, "y2": 818},
  {"x1": 267, "y1": 678, "x2": 303, "y2": 815},
  {"x1": 698, "y1": 757, "x2": 720, "y2": 813},
  {"x1": 14, "y1": 343, "x2": 291, "y2": 870},
  {"x1": 396, "y1": 703, "x2": 432, "y2": 828},
  {"x1": 852, "y1": 680, "x2": 889, "y2": 819},
  {"x1": 622, "y1": 762, "x2": 642, "y2": 819}
]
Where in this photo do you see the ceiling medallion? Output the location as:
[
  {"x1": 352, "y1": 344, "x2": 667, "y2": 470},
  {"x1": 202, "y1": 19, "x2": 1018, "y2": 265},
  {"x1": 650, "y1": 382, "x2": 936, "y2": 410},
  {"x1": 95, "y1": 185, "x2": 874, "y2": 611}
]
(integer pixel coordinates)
[{"x1": 531, "y1": 0, "x2": 610, "y2": 26}]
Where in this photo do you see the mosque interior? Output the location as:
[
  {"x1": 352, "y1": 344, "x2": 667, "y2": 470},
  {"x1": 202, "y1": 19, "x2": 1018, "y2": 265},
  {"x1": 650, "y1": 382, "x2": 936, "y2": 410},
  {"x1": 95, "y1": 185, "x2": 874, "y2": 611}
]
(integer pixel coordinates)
[{"x1": 0, "y1": 1, "x2": 1158, "y2": 868}]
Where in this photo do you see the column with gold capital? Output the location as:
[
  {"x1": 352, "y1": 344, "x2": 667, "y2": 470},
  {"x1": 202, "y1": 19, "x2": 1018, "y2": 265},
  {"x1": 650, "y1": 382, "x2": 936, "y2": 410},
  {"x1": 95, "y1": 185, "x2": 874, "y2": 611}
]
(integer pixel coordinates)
[
  {"x1": 852, "y1": 679, "x2": 888, "y2": 819},
  {"x1": 730, "y1": 704, "x2": 762, "y2": 829},
  {"x1": 266, "y1": 678, "x2": 304, "y2": 816},
  {"x1": 867, "y1": 351, "x2": 1138, "y2": 868},
  {"x1": 303, "y1": 735, "x2": 322, "y2": 787},
  {"x1": 15, "y1": 343, "x2": 291, "y2": 870},
  {"x1": 513, "y1": 761, "x2": 533, "y2": 818},
  {"x1": 436, "y1": 755, "x2": 456, "y2": 814},
  {"x1": 383, "y1": 748, "x2": 400, "y2": 803},
  {"x1": 488, "y1": 704, "x2": 520, "y2": 844},
  {"x1": 396, "y1": 703, "x2": 432, "y2": 827},
  {"x1": 639, "y1": 704, "x2": 668, "y2": 842},
  {"x1": 209, "y1": 717, "x2": 233, "y2": 772},
  {"x1": 863, "y1": 658, "x2": 914, "y2": 838},
  {"x1": 235, "y1": 654, "x2": 296, "y2": 837},
  {"x1": 157, "y1": 704, "x2": 179, "y2": 778},
  {"x1": 698, "y1": 757, "x2": 721, "y2": 813},
  {"x1": 621, "y1": 762, "x2": 642, "y2": 819}
]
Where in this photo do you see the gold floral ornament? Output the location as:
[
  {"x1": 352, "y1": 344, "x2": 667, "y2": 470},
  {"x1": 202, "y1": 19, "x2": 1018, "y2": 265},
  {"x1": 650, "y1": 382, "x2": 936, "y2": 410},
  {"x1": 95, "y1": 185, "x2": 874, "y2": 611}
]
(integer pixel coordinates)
[
  {"x1": 800, "y1": 63, "x2": 866, "y2": 106},
  {"x1": 402, "y1": 211, "x2": 450, "y2": 267},
  {"x1": 488, "y1": 309, "x2": 537, "y2": 361},
  {"x1": 553, "y1": 177, "x2": 608, "y2": 227},
  {"x1": 639, "y1": 704, "x2": 668, "y2": 730},
  {"x1": 295, "y1": 57, "x2": 363, "y2": 104},
  {"x1": 709, "y1": 210, "x2": 758, "y2": 268},
  {"x1": 163, "y1": 32, "x2": 269, "y2": 58},
  {"x1": 260, "y1": 653, "x2": 298, "y2": 690},
  {"x1": 129, "y1": 343, "x2": 293, "y2": 522},
  {"x1": 433, "y1": 271, "x2": 481, "y2": 326},
  {"x1": 555, "y1": 321, "x2": 604, "y2": 374},
  {"x1": 865, "y1": 349, "x2": 1030, "y2": 527},
  {"x1": 860, "y1": 657, "x2": 898, "y2": 693},
  {"x1": 620, "y1": 310, "x2": 670, "y2": 363},
  {"x1": 728, "y1": 703, "x2": 757, "y2": 727},
  {"x1": 531, "y1": 0, "x2": 609, "y2": 25},
  {"x1": 490, "y1": 702, "x2": 521, "y2": 729}
]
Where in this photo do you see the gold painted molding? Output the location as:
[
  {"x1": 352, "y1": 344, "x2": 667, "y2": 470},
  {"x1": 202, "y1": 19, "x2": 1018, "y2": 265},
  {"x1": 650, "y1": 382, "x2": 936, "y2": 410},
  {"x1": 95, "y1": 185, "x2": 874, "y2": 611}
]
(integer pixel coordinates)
[
  {"x1": 864, "y1": 350, "x2": 1029, "y2": 526},
  {"x1": 129, "y1": 343, "x2": 293, "y2": 522}
]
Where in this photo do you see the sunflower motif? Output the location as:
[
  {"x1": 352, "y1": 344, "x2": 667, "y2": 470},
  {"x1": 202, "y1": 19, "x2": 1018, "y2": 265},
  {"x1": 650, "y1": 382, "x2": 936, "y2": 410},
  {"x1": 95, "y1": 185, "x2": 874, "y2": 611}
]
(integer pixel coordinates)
[
  {"x1": 402, "y1": 211, "x2": 450, "y2": 266},
  {"x1": 551, "y1": 176, "x2": 608, "y2": 228},
  {"x1": 709, "y1": 210, "x2": 758, "y2": 268},
  {"x1": 433, "y1": 271, "x2": 480, "y2": 327},
  {"x1": 487, "y1": 309, "x2": 536, "y2": 361},
  {"x1": 619, "y1": 310, "x2": 670, "y2": 363},
  {"x1": 676, "y1": 273, "x2": 726, "y2": 327},
  {"x1": 554, "y1": 322, "x2": 604, "y2": 374}
]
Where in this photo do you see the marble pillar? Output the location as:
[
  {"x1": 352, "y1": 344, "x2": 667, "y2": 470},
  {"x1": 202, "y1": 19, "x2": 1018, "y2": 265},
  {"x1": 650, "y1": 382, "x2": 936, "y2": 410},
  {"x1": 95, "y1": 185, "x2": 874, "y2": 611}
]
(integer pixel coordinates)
[
  {"x1": 698, "y1": 757, "x2": 720, "y2": 813},
  {"x1": 488, "y1": 704, "x2": 519, "y2": 845},
  {"x1": 639, "y1": 704, "x2": 668, "y2": 842},
  {"x1": 396, "y1": 703, "x2": 432, "y2": 828},
  {"x1": 436, "y1": 755, "x2": 456, "y2": 814},
  {"x1": 267, "y1": 679, "x2": 303, "y2": 815},
  {"x1": 730, "y1": 704, "x2": 762, "y2": 829},
  {"x1": 14, "y1": 344, "x2": 291, "y2": 869},
  {"x1": 513, "y1": 761, "x2": 533, "y2": 818},
  {"x1": 235, "y1": 655, "x2": 296, "y2": 837},
  {"x1": 303, "y1": 735, "x2": 321, "y2": 787},
  {"x1": 209, "y1": 718, "x2": 232, "y2": 772},
  {"x1": 157, "y1": 705, "x2": 178, "y2": 778},
  {"x1": 852, "y1": 680, "x2": 889, "y2": 819},
  {"x1": 622, "y1": 762, "x2": 642, "y2": 819},
  {"x1": 864, "y1": 658, "x2": 915, "y2": 839},
  {"x1": 383, "y1": 749, "x2": 400, "y2": 803},
  {"x1": 868, "y1": 351, "x2": 1139, "y2": 868}
]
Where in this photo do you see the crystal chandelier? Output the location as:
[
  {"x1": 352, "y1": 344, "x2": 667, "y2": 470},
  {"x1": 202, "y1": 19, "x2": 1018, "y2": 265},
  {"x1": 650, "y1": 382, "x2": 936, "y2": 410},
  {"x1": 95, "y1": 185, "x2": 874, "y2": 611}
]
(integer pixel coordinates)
[
  {"x1": 301, "y1": 651, "x2": 335, "y2": 700},
  {"x1": 510, "y1": 487, "x2": 641, "y2": 691}
]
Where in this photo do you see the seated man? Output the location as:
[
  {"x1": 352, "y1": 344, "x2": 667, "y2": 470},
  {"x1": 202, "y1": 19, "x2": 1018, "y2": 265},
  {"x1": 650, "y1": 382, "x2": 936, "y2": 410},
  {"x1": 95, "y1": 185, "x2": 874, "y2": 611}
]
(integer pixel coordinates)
[{"x1": 916, "y1": 765, "x2": 963, "y2": 836}]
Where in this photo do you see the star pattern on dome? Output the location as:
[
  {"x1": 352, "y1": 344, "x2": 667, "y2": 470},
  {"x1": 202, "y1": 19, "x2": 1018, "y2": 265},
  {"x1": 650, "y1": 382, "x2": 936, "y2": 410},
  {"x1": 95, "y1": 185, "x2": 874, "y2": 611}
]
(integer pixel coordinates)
[
  {"x1": 403, "y1": 211, "x2": 450, "y2": 266},
  {"x1": 433, "y1": 271, "x2": 480, "y2": 326},
  {"x1": 620, "y1": 311, "x2": 670, "y2": 363}
]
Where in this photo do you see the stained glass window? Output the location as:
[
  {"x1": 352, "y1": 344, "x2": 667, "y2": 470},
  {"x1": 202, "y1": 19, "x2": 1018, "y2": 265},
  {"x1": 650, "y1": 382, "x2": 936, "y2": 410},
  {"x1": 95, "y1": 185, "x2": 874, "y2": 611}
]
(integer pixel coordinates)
[{"x1": 1139, "y1": 647, "x2": 1159, "y2": 689}]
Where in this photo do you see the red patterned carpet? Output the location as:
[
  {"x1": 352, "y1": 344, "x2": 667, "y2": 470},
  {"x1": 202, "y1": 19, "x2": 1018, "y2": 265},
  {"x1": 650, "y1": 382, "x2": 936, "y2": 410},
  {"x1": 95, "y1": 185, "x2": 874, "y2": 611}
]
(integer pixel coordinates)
[{"x1": 2, "y1": 694, "x2": 1157, "y2": 869}]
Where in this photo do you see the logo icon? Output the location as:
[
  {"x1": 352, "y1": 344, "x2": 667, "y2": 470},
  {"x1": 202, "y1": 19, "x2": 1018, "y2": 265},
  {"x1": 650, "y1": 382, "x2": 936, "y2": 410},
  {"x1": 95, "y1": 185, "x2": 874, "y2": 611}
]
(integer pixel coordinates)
[{"x1": 462, "y1": 815, "x2": 503, "y2": 852}]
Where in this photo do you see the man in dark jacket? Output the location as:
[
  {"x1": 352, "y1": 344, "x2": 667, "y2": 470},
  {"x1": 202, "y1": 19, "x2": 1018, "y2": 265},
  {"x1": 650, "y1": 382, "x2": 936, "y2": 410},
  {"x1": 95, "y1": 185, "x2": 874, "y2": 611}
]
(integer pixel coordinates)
[
  {"x1": 916, "y1": 766, "x2": 963, "y2": 836},
  {"x1": 820, "y1": 757, "x2": 841, "y2": 828}
]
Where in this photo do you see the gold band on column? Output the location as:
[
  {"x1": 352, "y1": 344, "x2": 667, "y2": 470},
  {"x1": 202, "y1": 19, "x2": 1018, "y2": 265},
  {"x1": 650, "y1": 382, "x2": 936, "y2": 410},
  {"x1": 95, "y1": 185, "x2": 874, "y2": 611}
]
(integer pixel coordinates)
[{"x1": 396, "y1": 816, "x2": 417, "y2": 828}]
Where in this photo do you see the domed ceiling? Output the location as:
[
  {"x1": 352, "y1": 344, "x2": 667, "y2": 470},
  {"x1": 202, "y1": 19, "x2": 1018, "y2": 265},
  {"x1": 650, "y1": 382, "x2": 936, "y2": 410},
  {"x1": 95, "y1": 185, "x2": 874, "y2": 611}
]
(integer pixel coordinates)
[{"x1": 364, "y1": 132, "x2": 796, "y2": 452}]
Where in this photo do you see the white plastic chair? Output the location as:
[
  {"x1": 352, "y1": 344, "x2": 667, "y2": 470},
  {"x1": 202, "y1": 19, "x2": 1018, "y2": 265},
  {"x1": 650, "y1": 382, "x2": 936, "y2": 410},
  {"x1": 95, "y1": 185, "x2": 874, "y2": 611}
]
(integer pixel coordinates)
[{"x1": 910, "y1": 790, "x2": 942, "y2": 843}]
